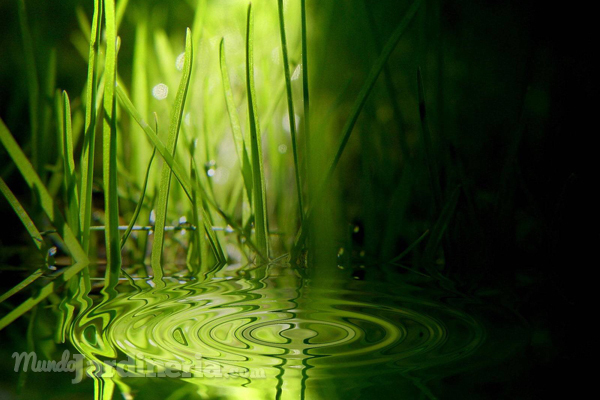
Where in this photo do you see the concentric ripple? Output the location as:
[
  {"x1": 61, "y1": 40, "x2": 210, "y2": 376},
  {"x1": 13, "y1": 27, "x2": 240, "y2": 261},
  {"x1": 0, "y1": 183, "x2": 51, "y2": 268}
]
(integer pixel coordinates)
[{"x1": 70, "y1": 277, "x2": 485, "y2": 396}]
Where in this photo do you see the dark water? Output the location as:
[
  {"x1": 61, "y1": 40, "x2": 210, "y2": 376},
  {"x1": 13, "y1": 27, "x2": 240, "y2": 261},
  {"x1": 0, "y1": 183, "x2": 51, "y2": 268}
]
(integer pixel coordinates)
[{"x1": 53, "y1": 266, "x2": 526, "y2": 399}]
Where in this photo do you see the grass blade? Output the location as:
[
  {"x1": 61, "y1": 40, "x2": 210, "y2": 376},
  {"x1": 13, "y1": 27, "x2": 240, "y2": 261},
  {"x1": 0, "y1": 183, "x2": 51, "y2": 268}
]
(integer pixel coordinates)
[
  {"x1": 61, "y1": 91, "x2": 81, "y2": 239},
  {"x1": 387, "y1": 229, "x2": 429, "y2": 264},
  {"x1": 322, "y1": 0, "x2": 421, "y2": 187},
  {"x1": 421, "y1": 186, "x2": 461, "y2": 280},
  {"x1": 150, "y1": 28, "x2": 194, "y2": 278},
  {"x1": 277, "y1": 0, "x2": 304, "y2": 223},
  {"x1": 301, "y1": 0, "x2": 311, "y2": 199},
  {"x1": 102, "y1": 0, "x2": 121, "y2": 289},
  {"x1": 116, "y1": 85, "x2": 265, "y2": 260},
  {"x1": 120, "y1": 148, "x2": 156, "y2": 249},
  {"x1": 0, "y1": 118, "x2": 88, "y2": 264},
  {"x1": 219, "y1": 38, "x2": 253, "y2": 204},
  {"x1": 246, "y1": 3, "x2": 269, "y2": 259},
  {"x1": 0, "y1": 261, "x2": 89, "y2": 331},
  {"x1": 0, "y1": 268, "x2": 43, "y2": 305},
  {"x1": 80, "y1": 0, "x2": 103, "y2": 253},
  {"x1": 293, "y1": 0, "x2": 422, "y2": 257},
  {"x1": 0, "y1": 177, "x2": 44, "y2": 252}
]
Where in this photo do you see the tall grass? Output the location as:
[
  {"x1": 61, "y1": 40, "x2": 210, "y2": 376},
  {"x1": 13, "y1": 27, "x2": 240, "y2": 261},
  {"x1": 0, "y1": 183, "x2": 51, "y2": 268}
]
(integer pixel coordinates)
[{"x1": 0, "y1": 0, "x2": 438, "y2": 331}]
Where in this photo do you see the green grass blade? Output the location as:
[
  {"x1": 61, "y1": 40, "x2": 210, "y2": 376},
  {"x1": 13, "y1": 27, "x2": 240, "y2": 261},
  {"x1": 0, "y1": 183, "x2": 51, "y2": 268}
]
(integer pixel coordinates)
[
  {"x1": 300, "y1": 0, "x2": 311, "y2": 198},
  {"x1": 246, "y1": 3, "x2": 269, "y2": 260},
  {"x1": 0, "y1": 177, "x2": 44, "y2": 252},
  {"x1": 17, "y1": 0, "x2": 40, "y2": 173},
  {"x1": 102, "y1": 0, "x2": 121, "y2": 289},
  {"x1": 116, "y1": 86, "x2": 265, "y2": 260},
  {"x1": 150, "y1": 28, "x2": 194, "y2": 277},
  {"x1": 0, "y1": 118, "x2": 88, "y2": 265},
  {"x1": 219, "y1": 38, "x2": 253, "y2": 203},
  {"x1": 61, "y1": 91, "x2": 81, "y2": 239},
  {"x1": 293, "y1": 0, "x2": 422, "y2": 257},
  {"x1": 417, "y1": 68, "x2": 442, "y2": 213},
  {"x1": 189, "y1": 141, "x2": 204, "y2": 273},
  {"x1": 0, "y1": 269, "x2": 43, "y2": 305},
  {"x1": 277, "y1": 0, "x2": 304, "y2": 223},
  {"x1": 116, "y1": 0, "x2": 130, "y2": 30},
  {"x1": 0, "y1": 261, "x2": 89, "y2": 331},
  {"x1": 120, "y1": 148, "x2": 156, "y2": 249},
  {"x1": 322, "y1": 0, "x2": 421, "y2": 187},
  {"x1": 387, "y1": 229, "x2": 429, "y2": 264},
  {"x1": 80, "y1": 0, "x2": 102, "y2": 253},
  {"x1": 421, "y1": 186, "x2": 461, "y2": 280}
]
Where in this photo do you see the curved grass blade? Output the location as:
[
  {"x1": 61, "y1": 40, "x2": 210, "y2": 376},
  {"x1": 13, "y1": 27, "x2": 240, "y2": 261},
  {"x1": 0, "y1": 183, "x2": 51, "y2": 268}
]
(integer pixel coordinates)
[
  {"x1": 277, "y1": 0, "x2": 304, "y2": 223},
  {"x1": 293, "y1": 0, "x2": 423, "y2": 257},
  {"x1": 150, "y1": 28, "x2": 194, "y2": 278},
  {"x1": 80, "y1": 0, "x2": 103, "y2": 253},
  {"x1": 120, "y1": 148, "x2": 156, "y2": 249},
  {"x1": 246, "y1": 3, "x2": 269, "y2": 259},
  {"x1": 102, "y1": 0, "x2": 121, "y2": 289}
]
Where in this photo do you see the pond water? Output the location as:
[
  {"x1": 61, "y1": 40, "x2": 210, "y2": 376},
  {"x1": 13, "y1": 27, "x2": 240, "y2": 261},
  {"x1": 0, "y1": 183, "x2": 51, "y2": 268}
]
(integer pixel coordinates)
[{"x1": 62, "y1": 266, "x2": 525, "y2": 399}]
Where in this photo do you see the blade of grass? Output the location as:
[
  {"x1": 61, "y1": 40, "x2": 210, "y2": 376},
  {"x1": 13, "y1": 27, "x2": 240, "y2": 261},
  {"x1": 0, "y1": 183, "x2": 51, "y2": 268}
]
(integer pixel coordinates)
[
  {"x1": 17, "y1": 0, "x2": 40, "y2": 172},
  {"x1": 116, "y1": 85, "x2": 265, "y2": 260},
  {"x1": 300, "y1": 0, "x2": 311, "y2": 200},
  {"x1": 80, "y1": 0, "x2": 102, "y2": 253},
  {"x1": 421, "y1": 185, "x2": 460, "y2": 280},
  {"x1": 277, "y1": 0, "x2": 304, "y2": 223},
  {"x1": 189, "y1": 140, "x2": 204, "y2": 274},
  {"x1": 0, "y1": 118, "x2": 88, "y2": 264},
  {"x1": 61, "y1": 91, "x2": 81, "y2": 239},
  {"x1": 102, "y1": 0, "x2": 121, "y2": 289},
  {"x1": 246, "y1": 3, "x2": 269, "y2": 259},
  {"x1": 322, "y1": 0, "x2": 422, "y2": 187},
  {"x1": 293, "y1": 0, "x2": 423, "y2": 257},
  {"x1": 0, "y1": 177, "x2": 45, "y2": 251},
  {"x1": 219, "y1": 38, "x2": 253, "y2": 204},
  {"x1": 150, "y1": 28, "x2": 194, "y2": 278},
  {"x1": 120, "y1": 148, "x2": 156, "y2": 249},
  {"x1": 0, "y1": 261, "x2": 88, "y2": 331},
  {"x1": 387, "y1": 229, "x2": 430, "y2": 264}
]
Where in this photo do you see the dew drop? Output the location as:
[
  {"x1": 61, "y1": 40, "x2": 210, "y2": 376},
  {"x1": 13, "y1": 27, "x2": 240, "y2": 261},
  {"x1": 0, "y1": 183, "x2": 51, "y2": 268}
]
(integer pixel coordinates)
[{"x1": 152, "y1": 83, "x2": 168, "y2": 100}]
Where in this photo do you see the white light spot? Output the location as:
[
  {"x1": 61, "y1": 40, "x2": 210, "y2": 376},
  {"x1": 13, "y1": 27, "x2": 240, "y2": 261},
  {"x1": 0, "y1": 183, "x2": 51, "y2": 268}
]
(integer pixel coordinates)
[
  {"x1": 271, "y1": 47, "x2": 280, "y2": 65},
  {"x1": 176, "y1": 52, "x2": 186, "y2": 71},
  {"x1": 184, "y1": 113, "x2": 191, "y2": 126},
  {"x1": 282, "y1": 114, "x2": 300, "y2": 133},
  {"x1": 152, "y1": 83, "x2": 168, "y2": 100},
  {"x1": 291, "y1": 64, "x2": 302, "y2": 81},
  {"x1": 179, "y1": 216, "x2": 187, "y2": 225},
  {"x1": 149, "y1": 210, "x2": 156, "y2": 224},
  {"x1": 278, "y1": 144, "x2": 288, "y2": 154},
  {"x1": 207, "y1": 168, "x2": 216, "y2": 177}
]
